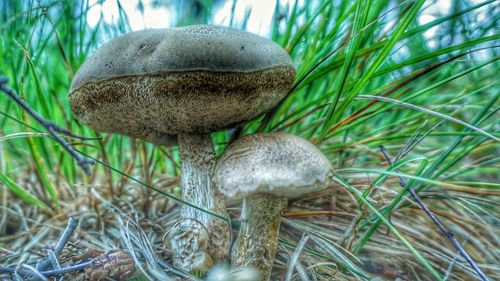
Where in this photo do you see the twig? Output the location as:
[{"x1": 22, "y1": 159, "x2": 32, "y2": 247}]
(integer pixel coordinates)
[
  {"x1": 0, "y1": 76, "x2": 97, "y2": 175},
  {"x1": 36, "y1": 217, "x2": 79, "y2": 271},
  {"x1": 380, "y1": 146, "x2": 489, "y2": 281},
  {"x1": 0, "y1": 264, "x2": 48, "y2": 280},
  {"x1": 40, "y1": 260, "x2": 92, "y2": 276},
  {"x1": 23, "y1": 264, "x2": 49, "y2": 281},
  {"x1": 0, "y1": 261, "x2": 92, "y2": 279}
]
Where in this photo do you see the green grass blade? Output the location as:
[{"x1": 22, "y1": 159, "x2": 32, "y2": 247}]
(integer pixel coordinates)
[
  {"x1": 334, "y1": 175, "x2": 443, "y2": 281},
  {"x1": 0, "y1": 171, "x2": 50, "y2": 211},
  {"x1": 318, "y1": 0, "x2": 425, "y2": 142},
  {"x1": 356, "y1": 95, "x2": 499, "y2": 141}
]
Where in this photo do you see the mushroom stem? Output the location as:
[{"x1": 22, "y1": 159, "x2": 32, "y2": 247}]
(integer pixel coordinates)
[
  {"x1": 172, "y1": 132, "x2": 230, "y2": 272},
  {"x1": 232, "y1": 194, "x2": 288, "y2": 281}
]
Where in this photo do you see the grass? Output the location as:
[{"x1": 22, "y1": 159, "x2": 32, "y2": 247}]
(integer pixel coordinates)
[{"x1": 0, "y1": 0, "x2": 499, "y2": 280}]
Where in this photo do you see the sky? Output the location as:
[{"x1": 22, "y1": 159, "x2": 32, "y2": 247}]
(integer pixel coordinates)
[
  {"x1": 86, "y1": 0, "x2": 297, "y2": 36},
  {"x1": 85, "y1": 0, "x2": 491, "y2": 49}
]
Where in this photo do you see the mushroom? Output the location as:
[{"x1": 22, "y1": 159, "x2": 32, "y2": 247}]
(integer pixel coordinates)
[
  {"x1": 213, "y1": 133, "x2": 333, "y2": 281},
  {"x1": 69, "y1": 25, "x2": 295, "y2": 272}
]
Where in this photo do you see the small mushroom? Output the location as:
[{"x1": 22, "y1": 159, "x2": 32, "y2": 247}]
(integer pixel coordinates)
[
  {"x1": 69, "y1": 25, "x2": 295, "y2": 273},
  {"x1": 213, "y1": 133, "x2": 333, "y2": 281}
]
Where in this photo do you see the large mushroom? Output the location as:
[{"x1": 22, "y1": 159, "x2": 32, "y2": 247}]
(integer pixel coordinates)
[
  {"x1": 213, "y1": 133, "x2": 333, "y2": 281},
  {"x1": 69, "y1": 25, "x2": 295, "y2": 272}
]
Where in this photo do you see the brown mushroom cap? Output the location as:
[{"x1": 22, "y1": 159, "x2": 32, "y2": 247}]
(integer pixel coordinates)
[
  {"x1": 214, "y1": 133, "x2": 333, "y2": 198},
  {"x1": 69, "y1": 25, "x2": 295, "y2": 144}
]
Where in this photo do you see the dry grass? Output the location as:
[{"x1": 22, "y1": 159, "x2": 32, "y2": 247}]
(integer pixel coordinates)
[{"x1": 1, "y1": 165, "x2": 498, "y2": 280}]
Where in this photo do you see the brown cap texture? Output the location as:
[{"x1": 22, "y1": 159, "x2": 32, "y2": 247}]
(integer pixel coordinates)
[
  {"x1": 214, "y1": 133, "x2": 333, "y2": 198},
  {"x1": 69, "y1": 25, "x2": 295, "y2": 144}
]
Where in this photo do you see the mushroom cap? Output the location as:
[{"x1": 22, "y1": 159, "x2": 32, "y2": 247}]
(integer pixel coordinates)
[
  {"x1": 69, "y1": 25, "x2": 295, "y2": 145},
  {"x1": 213, "y1": 133, "x2": 333, "y2": 199}
]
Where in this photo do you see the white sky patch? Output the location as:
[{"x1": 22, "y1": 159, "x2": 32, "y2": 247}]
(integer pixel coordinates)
[
  {"x1": 87, "y1": 0, "x2": 172, "y2": 30},
  {"x1": 213, "y1": 0, "x2": 276, "y2": 35},
  {"x1": 213, "y1": 0, "x2": 304, "y2": 36},
  {"x1": 418, "y1": 14, "x2": 438, "y2": 48},
  {"x1": 418, "y1": 1, "x2": 452, "y2": 49}
]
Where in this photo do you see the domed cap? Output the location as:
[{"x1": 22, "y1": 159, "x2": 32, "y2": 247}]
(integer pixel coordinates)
[
  {"x1": 69, "y1": 25, "x2": 295, "y2": 144},
  {"x1": 214, "y1": 133, "x2": 333, "y2": 198}
]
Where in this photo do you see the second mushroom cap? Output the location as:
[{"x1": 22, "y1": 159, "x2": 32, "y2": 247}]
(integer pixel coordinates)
[{"x1": 214, "y1": 132, "x2": 334, "y2": 199}]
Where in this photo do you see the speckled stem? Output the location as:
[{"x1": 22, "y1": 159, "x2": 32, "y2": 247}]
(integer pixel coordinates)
[
  {"x1": 170, "y1": 133, "x2": 230, "y2": 273},
  {"x1": 232, "y1": 194, "x2": 288, "y2": 281}
]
